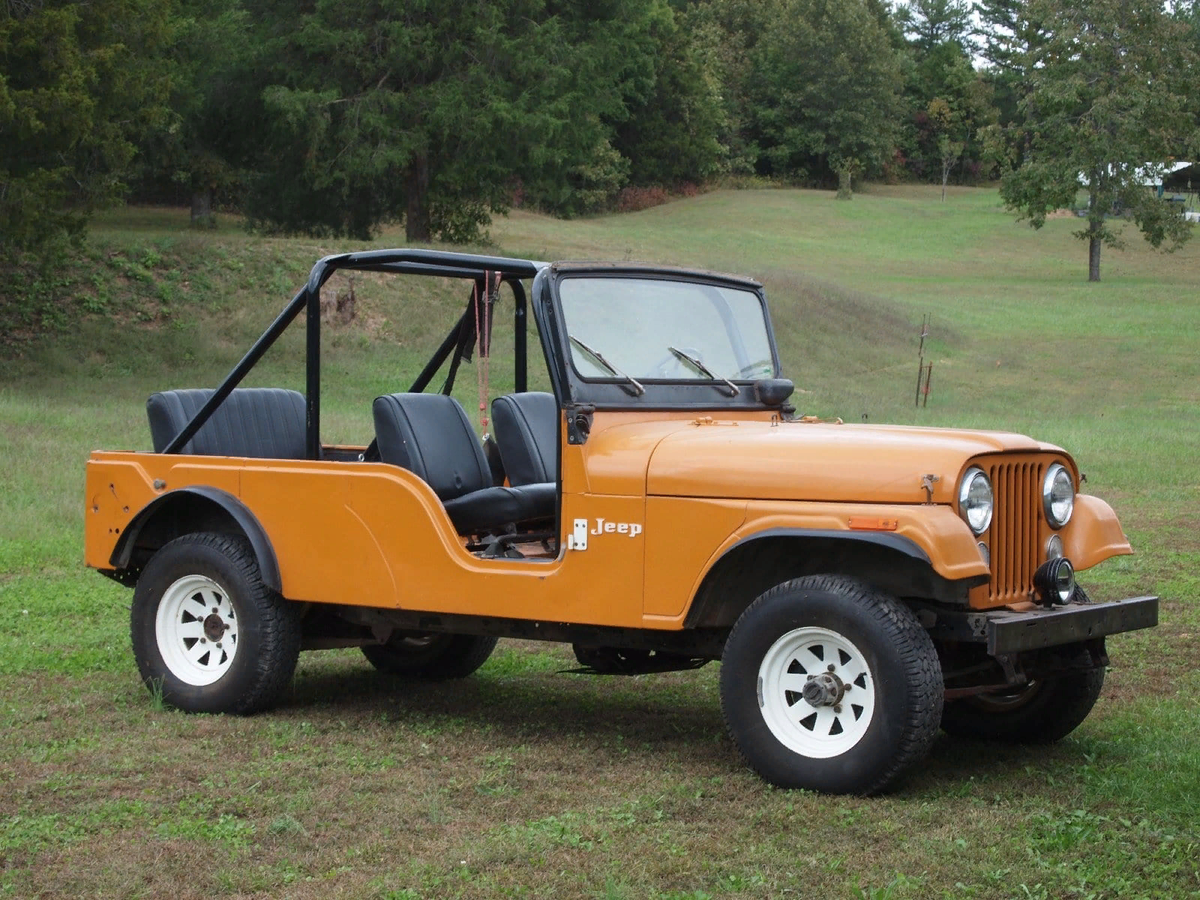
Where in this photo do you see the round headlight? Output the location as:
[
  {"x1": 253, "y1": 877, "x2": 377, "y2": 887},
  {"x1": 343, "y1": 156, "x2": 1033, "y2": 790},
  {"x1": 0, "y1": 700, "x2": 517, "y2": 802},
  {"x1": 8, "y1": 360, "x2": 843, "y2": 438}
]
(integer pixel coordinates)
[
  {"x1": 958, "y1": 467, "x2": 994, "y2": 535},
  {"x1": 1043, "y1": 463, "x2": 1074, "y2": 528},
  {"x1": 1045, "y1": 534, "x2": 1064, "y2": 560}
]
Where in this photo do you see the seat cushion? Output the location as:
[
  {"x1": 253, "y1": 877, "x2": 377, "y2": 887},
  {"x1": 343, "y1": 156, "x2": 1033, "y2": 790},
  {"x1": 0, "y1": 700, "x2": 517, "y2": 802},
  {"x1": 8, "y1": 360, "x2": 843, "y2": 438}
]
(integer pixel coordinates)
[
  {"x1": 491, "y1": 392, "x2": 558, "y2": 485},
  {"x1": 373, "y1": 393, "x2": 492, "y2": 500},
  {"x1": 443, "y1": 483, "x2": 556, "y2": 535},
  {"x1": 147, "y1": 388, "x2": 307, "y2": 459}
]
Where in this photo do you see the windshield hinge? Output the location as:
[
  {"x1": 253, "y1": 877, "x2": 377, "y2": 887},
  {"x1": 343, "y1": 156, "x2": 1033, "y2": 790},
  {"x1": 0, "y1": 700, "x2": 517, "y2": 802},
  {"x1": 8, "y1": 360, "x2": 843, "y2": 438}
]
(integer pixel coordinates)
[{"x1": 566, "y1": 404, "x2": 595, "y2": 445}]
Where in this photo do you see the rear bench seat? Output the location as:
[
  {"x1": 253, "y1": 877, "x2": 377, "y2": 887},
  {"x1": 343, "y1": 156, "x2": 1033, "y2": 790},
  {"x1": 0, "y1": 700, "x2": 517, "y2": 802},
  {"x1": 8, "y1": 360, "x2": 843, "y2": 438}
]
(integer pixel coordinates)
[{"x1": 147, "y1": 388, "x2": 307, "y2": 459}]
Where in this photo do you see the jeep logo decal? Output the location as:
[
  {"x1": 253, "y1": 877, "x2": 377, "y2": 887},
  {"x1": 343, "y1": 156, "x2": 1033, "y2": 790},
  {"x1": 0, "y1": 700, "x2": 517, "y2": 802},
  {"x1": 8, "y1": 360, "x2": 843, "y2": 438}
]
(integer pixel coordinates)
[{"x1": 567, "y1": 517, "x2": 643, "y2": 551}]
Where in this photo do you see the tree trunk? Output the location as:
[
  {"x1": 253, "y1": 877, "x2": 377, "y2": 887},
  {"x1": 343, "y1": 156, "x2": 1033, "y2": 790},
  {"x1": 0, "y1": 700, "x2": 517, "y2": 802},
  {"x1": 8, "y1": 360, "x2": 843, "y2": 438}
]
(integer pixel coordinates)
[
  {"x1": 837, "y1": 167, "x2": 852, "y2": 200},
  {"x1": 1088, "y1": 236, "x2": 1101, "y2": 282},
  {"x1": 405, "y1": 155, "x2": 431, "y2": 243},
  {"x1": 190, "y1": 188, "x2": 214, "y2": 228}
]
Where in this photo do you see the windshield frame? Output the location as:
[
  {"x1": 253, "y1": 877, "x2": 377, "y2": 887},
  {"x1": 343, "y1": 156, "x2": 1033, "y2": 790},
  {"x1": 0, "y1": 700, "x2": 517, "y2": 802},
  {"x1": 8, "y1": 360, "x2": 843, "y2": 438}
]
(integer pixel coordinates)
[{"x1": 536, "y1": 264, "x2": 783, "y2": 411}]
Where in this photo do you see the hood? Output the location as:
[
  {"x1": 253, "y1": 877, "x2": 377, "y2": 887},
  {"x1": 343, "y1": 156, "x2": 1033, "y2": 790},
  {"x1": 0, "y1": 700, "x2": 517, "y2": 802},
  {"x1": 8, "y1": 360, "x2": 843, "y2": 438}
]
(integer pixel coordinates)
[{"x1": 646, "y1": 419, "x2": 1055, "y2": 504}]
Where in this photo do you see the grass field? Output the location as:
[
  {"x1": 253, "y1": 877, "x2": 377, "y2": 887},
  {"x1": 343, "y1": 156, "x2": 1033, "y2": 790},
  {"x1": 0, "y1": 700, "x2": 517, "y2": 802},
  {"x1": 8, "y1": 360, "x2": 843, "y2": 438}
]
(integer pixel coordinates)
[{"x1": 2, "y1": 185, "x2": 1198, "y2": 898}]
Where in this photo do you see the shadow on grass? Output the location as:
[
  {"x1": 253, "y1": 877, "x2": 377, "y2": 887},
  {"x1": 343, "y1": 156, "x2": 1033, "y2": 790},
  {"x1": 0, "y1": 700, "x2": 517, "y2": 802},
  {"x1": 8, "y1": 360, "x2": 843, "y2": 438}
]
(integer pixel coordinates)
[{"x1": 273, "y1": 653, "x2": 1104, "y2": 797}]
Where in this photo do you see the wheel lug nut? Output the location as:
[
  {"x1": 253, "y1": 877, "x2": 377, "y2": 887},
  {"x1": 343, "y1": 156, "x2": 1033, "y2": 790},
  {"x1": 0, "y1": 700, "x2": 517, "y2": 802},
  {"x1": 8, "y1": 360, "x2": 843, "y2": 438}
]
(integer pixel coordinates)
[
  {"x1": 200, "y1": 638, "x2": 207, "y2": 644},
  {"x1": 827, "y1": 664, "x2": 835, "y2": 672},
  {"x1": 834, "y1": 705, "x2": 842, "y2": 713}
]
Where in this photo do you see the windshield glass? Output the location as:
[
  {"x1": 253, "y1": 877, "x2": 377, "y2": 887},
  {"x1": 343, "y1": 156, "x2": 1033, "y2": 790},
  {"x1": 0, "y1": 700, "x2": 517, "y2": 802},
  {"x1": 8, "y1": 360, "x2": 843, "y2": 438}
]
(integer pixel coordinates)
[{"x1": 558, "y1": 276, "x2": 775, "y2": 382}]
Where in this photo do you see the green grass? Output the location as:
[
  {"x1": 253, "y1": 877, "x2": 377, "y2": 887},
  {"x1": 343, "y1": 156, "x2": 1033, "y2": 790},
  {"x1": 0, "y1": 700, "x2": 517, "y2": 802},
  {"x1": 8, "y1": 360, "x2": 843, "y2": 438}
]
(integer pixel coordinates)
[{"x1": 1, "y1": 186, "x2": 1199, "y2": 898}]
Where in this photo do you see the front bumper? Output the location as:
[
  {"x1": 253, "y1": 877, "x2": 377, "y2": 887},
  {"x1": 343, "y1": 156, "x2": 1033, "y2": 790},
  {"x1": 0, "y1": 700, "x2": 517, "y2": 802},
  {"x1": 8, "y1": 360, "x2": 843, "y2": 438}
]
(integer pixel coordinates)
[
  {"x1": 983, "y1": 596, "x2": 1158, "y2": 654},
  {"x1": 925, "y1": 595, "x2": 1159, "y2": 655}
]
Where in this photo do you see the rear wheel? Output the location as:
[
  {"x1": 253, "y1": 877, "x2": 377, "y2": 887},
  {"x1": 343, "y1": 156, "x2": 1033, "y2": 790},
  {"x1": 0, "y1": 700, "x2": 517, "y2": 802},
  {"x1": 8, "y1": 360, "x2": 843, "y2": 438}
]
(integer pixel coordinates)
[
  {"x1": 361, "y1": 632, "x2": 497, "y2": 679},
  {"x1": 941, "y1": 659, "x2": 1104, "y2": 743},
  {"x1": 720, "y1": 575, "x2": 942, "y2": 795},
  {"x1": 131, "y1": 532, "x2": 300, "y2": 714}
]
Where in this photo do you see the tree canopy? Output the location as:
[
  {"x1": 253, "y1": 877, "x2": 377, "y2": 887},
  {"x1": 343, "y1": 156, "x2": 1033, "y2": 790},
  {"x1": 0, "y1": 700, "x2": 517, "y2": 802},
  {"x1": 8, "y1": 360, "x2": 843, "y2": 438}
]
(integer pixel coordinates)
[
  {"x1": 2, "y1": 0, "x2": 1198, "y2": 276},
  {"x1": 997, "y1": 0, "x2": 1200, "y2": 280},
  {"x1": 0, "y1": 0, "x2": 171, "y2": 256}
]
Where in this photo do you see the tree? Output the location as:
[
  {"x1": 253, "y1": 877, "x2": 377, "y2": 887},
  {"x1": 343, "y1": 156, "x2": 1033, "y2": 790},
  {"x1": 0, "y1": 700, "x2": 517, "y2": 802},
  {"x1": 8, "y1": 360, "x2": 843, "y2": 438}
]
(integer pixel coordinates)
[
  {"x1": 975, "y1": 0, "x2": 1047, "y2": 166},
  {"x1": 999, "y1": 0, "x2": 1199, "y2": 281},
  {"x1": 134, "y1": 0, "x2": 258, "y2": 226},
  {"x1": 897, "y1": 0, "x2": 973, "y2": 54},
  {"x1": 241, "y1": 0, "x2": 667, "y2": 242},
  {"x1": 613, "y1": 4, "x2": 727, "y2": 187},
  {"x1": 0, "y1": 0, "x2": 172, "y2": 257},
  {"x1": 747, "y1": 0, "x2": 905, "y2": 193}
]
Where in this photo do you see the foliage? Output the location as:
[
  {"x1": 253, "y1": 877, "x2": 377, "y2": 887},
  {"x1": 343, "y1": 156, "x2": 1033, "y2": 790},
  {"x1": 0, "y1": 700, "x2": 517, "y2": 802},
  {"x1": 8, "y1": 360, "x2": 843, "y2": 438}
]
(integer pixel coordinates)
[
  {"x1": 132, "y1": 0, "x2": 257, "y2": 225},
  {"x1": 998, "y1": 0, "x2": 1200, "y2": 281},
  {"x1": 239, "y1": 0, "x2": 675, "y2": 239},
  {"x1": 613, "y1": 4, "x2": 728, "y2": 187},
  {"x1": 0, "y1": 0, "x2": 172, "y2": 258},
  {"x1": 744, "y1": 0, "x2": 905, "y2": 189}
]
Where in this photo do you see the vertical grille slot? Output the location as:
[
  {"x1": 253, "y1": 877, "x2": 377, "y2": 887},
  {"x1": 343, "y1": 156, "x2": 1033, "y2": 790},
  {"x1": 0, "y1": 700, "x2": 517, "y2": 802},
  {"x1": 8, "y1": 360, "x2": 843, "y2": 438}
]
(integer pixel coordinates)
[{"x1": 973, "y1": 457, "x2": 1044, "y2": 608}]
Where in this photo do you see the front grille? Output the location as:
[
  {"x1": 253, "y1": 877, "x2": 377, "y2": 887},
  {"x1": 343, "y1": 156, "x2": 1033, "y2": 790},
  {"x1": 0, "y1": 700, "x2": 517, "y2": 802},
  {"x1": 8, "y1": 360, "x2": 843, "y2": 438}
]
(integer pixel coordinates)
[{"x1": 971, "y1": 457, "x2": 1046, "y2": 608}]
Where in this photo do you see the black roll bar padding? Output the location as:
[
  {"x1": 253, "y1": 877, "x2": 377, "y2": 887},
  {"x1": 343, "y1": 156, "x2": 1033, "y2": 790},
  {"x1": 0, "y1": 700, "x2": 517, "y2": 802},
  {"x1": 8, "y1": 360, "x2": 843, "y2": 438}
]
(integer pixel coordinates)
[
  {"x1": 411, "y1": 310, "x2": 469, "y2": 395},
  {"x1": 165, "y1": 249, "x2": 545, "y2": 459},
  {"x1": 512, "y1": 280, "x2": 527, "y2": 393}
]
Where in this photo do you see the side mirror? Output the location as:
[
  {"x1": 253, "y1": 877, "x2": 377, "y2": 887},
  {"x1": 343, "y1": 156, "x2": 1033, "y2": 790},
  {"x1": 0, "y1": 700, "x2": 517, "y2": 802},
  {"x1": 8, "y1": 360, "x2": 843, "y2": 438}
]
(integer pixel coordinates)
[{"x1": 754, "y1": 378, "x2": 795, "y2": 408}]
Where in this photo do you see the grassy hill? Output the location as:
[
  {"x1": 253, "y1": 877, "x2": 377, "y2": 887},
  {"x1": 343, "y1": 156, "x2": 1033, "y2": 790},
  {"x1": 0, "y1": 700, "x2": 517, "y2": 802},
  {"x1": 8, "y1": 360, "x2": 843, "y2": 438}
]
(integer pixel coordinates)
[{"x1": 2, "y1": 186, "x2": 1197, "y2": 899}]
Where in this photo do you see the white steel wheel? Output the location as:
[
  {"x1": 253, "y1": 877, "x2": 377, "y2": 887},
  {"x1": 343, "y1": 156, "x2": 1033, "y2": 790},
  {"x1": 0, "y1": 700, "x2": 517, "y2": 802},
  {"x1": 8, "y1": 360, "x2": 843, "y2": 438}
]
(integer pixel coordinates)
[
  {"x1": 758, "y1": 626, "x2": 876, "y2": 759},
  {"x1": 720, "y1": 575, "x2": 942, "y2": 795},
  {"x1": 131, "y1": 532, "x2": 300, "y2": 714},
  {"x1": 155, "y1": 574, "x2": 240, "y2": 686}
]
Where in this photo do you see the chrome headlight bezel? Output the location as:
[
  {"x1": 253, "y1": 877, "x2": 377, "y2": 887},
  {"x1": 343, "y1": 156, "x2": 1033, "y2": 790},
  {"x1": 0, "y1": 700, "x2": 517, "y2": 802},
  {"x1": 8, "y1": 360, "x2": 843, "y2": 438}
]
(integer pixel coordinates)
[
  {"x1": 1042, "y1": 463, "x2": 1075, "y2": 528},
  {"x1": 958, "y1": 466, "x2": 994, "y2": 535}
]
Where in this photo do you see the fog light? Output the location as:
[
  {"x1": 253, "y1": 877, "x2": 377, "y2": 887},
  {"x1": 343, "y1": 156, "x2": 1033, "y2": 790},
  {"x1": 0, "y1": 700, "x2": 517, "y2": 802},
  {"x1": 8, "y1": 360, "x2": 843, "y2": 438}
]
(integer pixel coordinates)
[
  {"x1": 1033, "y1": 557, "x2": 1075, "y2": 606},
  {"x1": 1046, "y1": 534, "x2": 1064, "y2": 560},
  {"x1": 977, "y1": 541, "x2": 990, "y2": 566}
]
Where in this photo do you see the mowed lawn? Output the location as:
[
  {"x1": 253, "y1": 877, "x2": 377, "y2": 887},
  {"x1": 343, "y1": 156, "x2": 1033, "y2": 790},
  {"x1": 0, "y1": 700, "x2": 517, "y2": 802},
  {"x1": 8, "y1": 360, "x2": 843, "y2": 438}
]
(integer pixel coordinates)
[{"x1": 1, "y1": 186, "x2": 1198, "y2": 899}]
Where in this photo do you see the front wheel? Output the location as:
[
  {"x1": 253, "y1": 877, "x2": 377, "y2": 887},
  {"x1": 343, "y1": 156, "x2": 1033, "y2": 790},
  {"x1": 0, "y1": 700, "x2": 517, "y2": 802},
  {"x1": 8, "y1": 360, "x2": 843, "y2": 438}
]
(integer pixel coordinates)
[
  {"x1": 941, "y1": 656, "x2": 1104, "y2": 743},
  {"x1": 131, "y1": 532, "x2": 300, "y2": 714},
  {"x1": 361, "y1": 632, "x2": 498, "y2": 679},
  {"x1": 720, "y1": 575, "x2": 942, "y2": 795}
]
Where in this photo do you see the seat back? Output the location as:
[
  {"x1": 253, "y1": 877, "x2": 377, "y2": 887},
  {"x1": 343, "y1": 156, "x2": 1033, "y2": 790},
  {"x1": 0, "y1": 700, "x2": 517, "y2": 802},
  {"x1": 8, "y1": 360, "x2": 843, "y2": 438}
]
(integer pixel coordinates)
[
  {"x1": 490, "y1": 392, "x2": 558, "y2": 485},
  {"x1": 147, "y1": 388, "x2": 307, "y2": 459},
  {"x1": 373, "y1": 393, "x2": 491, "y2": 500}
]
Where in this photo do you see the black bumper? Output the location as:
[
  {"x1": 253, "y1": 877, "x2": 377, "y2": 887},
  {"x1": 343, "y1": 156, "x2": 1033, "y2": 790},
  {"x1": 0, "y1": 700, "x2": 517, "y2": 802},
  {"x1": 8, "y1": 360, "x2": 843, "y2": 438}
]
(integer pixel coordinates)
[{"x1": 984, "y1": 596, "x2": 1159, "y2": 655}]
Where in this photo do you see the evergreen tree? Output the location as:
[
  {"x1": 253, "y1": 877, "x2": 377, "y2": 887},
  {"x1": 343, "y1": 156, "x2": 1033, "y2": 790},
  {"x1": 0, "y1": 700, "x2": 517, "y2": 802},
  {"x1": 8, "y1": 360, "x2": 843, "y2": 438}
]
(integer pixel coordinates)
[
  {"x1": 241, "y1": 0, "x2": 668, "y2": 241},
  {"x1": 0, "y1": 0, "x2": 172, "y2": 256}
]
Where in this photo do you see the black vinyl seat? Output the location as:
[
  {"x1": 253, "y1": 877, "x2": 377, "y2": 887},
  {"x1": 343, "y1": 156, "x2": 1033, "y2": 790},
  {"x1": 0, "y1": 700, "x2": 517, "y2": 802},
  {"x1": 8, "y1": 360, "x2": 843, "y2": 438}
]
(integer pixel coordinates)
[
  {"x1": 147, "y1": 388, "x2": 307, "y2": 458},
  {"x1": 372, "y1": 393, "x2": 555, "y2": 536},
  {"x1": 490, "y1": 392, "x2": 559, "y2": 486}
]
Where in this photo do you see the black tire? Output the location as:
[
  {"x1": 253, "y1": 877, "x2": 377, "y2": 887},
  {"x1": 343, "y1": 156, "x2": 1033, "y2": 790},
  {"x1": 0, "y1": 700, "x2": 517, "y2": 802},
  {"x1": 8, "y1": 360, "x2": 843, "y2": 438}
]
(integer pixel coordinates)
[
  {"x1": 131, "y1": 532, "x2": 300, "y2": 714},
  {"x1": 720, "y1": 575, "x2": 942, "y2": 795},
  {"x1": 361, "y1": 632, "x2": 498, "y2": 679},
  {"x1": 941, "y1": 658, "x2": 1104, "y2": 744}
]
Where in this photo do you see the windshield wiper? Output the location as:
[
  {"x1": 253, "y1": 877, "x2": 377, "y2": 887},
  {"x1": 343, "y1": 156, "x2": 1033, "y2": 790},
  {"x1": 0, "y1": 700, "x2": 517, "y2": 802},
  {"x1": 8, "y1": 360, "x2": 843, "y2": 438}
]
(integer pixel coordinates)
[
  {"x1": 668, "y1": 346, "x2": 739, "y2": 397},
  {"x1": 569, "y1": 335, "x2": 645, "y2": 396}
]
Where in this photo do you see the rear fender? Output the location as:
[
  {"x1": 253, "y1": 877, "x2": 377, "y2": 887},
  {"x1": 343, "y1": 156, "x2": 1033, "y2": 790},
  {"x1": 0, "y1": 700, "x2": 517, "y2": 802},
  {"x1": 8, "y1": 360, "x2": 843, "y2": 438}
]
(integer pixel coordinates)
[{"x1": 109, "y1": 487, "x2": 282, "y2": 592}]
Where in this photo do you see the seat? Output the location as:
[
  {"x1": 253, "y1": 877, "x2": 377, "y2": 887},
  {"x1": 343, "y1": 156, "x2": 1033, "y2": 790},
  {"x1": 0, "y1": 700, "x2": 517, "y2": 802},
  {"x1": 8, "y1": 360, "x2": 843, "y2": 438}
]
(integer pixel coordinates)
[
  {"x1": 490, "y1": 392, "x2": 559, "y2": 485},
  {"x1": 147, "y1": 388, "x2": 307, "y2": 459},
  {"x1": 372, "y1": 393, "x2": 555, "y2": 536}
]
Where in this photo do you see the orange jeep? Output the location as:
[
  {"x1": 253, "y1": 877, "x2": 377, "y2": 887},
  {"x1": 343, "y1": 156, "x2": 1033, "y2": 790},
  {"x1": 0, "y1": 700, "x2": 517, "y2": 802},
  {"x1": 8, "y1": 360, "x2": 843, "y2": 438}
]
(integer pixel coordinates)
[{"x1": 84, "y1": 250, "x2": 1157, "y2": 794}]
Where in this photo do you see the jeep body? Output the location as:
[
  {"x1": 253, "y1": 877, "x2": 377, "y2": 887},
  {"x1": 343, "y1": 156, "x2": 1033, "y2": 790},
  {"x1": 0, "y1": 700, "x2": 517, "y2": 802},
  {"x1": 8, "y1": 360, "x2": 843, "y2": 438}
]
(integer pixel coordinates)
[{"x1": 84, "y1": 250, "x2": 1157, "y2": 794}]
